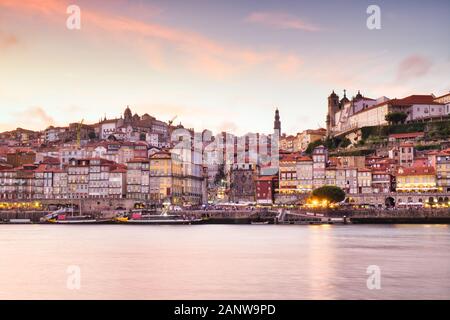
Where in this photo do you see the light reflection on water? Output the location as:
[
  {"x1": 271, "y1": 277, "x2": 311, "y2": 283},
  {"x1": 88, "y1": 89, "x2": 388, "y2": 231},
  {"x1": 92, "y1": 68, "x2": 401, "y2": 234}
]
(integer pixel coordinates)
[{"x1": 0, "y1": 224, "x2": 449, "y2": 299}]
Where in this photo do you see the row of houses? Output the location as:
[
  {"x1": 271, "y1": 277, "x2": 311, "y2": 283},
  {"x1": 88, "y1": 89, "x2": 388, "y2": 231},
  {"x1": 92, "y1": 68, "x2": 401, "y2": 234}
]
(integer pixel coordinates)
[
  {"x1": 0, "y1": 151, "x2": 206, "y2": 205},
  {"x1": 229, "y1": 145, "x2": 450, "y2": 205}
]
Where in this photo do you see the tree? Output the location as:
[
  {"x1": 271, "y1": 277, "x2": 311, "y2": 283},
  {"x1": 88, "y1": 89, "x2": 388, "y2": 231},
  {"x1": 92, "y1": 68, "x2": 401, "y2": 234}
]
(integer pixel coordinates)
[
  {"x1": 385, "y1": 112, "x2": 408, "y2": 125},
  {"x1": 214, "y1": 164, "x2": 226, "y2": 186},
  {"x1": 88, "y1": 131, "x2": 96, "y2": 140},
  {"x1": 311, "y1": 185, "x2": 346, "y2": 203},
  {"x1": 305, "y1": 140, "x2": 323, "y2": 155}
]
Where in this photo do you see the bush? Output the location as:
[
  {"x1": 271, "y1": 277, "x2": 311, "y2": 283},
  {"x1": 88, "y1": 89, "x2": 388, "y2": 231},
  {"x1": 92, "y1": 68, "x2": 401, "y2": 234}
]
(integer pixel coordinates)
[
  {"x1": 312, "y1": 186, "x2": 346, "y2": 203},
  {"x1": 415, "y1": 144, "x2": 440, "y2": 151},
  {"x1": 385, "y1": 112, "x2": 408, "y2": 125}
]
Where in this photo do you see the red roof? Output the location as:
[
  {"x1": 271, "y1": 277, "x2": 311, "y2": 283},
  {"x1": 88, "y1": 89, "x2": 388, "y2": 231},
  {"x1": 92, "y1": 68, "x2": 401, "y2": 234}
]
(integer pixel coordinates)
[
  {"x1": 256, "y1": 175, "x2": 277, "y2": 181},
  {"x1": 127, "y1": 158, "x2": 150, "y2": 163},
  {"x1": 396, "y1": 166, "x2": 435, "y2": 176},
  {"x1": 400, "y1": 142, "x2": 414, "y2": 147},
  {"x1": 390, "y1": 95, "x2": 442, "y2": 106},
  {"x1": 389, "y1": 132, "x2": 424, "y2": 139}
]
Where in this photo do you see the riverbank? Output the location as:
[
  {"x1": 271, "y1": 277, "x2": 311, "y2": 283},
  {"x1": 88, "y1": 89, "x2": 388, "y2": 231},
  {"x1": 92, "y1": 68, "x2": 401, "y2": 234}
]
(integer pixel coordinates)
[{"x1": 1, "y1": 208, "x2": 450, "y2": 224}]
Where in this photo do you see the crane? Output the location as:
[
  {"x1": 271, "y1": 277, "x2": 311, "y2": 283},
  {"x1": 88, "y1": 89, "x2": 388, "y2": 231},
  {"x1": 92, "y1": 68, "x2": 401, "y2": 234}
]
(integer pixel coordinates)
[
  {"x1": 76, "y1": 119, "x2": 84, "y2": 148},
  {"x1": 168, "y1": 115, "x2": 177, "y2": 126}
]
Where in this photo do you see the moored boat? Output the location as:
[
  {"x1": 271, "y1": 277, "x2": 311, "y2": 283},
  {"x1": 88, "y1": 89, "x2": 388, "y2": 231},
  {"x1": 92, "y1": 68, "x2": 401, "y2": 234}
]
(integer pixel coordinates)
[
  {"x1": 115, "y1": 212, "x2": 204, "y2": 225},
  {"x1": 41, "y1": 207, "x2": 112, "y2": 224}
]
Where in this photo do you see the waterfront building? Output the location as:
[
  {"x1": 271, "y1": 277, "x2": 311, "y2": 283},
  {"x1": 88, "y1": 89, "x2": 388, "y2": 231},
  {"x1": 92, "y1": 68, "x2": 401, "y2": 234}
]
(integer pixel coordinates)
[
  {"x1": 0, "y1": 167, "x2": 17, "y2": 200},
  {"x1": 296, "y1": 156, "x2": 314, "y2": 192},
  {"x1": 371, "y1": 170, "x2": 395, "y2": 193},
  {"x1": 395, "y1": 166, "x2": 437, "y2": 193},
  {"x1": 255, "y1": 175, "x2": 278, "y2": 205},
  {"x1": 33, "y1": 164, "x2": 67, "y2": 199},
  {"x1": 149, "y1": 151, "x2": 183, "y2": 204},
  {"x1": 67, "y1": 159, "x2": 90, "y2": 198},
  {"x1": 88, "y1": 158, "x2": 116, "y2": 198},
  {"x1": 278, "y1": 152, "x2": 299, "y2": 194},
  {"x1": 325, "y1": 167, "x2": 336, "y2": 186},
  {"x1": 312, "y1": 145, "x2": 328, "y2": 188},
  {"x1": 229, "y1": 163, "x2": 257, "y2": 203},
  {"x1": 15, "y1": 164, "x2": 36, "y2": 200},
  {"x1": 357, "y1": 168, "x2": 373, "y2": 193},
  {"x1": 109, "y1": 165, "x2": 127, "y2": 198},
  {"x1": 436, "y1": 150, "x2": 450, "y2": 192},
  {"x1": 126, "y1": 158, "x2": 150, "y2": 200}
]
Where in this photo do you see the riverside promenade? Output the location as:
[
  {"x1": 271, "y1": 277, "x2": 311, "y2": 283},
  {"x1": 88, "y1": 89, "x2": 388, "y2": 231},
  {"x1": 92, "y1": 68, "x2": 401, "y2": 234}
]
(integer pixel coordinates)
[{"x1": 1, "y1": 206, "x2": 449, "y2": 224}]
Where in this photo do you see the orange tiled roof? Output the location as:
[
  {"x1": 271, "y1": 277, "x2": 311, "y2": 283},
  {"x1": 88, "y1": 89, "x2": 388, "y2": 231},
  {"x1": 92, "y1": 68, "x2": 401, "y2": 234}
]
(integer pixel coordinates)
[{"x1": 396, "y1": 166, "x2": 435, "y2": 176}]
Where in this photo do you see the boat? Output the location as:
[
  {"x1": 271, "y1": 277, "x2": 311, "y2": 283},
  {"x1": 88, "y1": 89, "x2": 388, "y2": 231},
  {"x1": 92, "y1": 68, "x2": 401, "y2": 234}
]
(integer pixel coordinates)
[
  {"x1": 7, "y1": 219, "x2": 32, "y2": 224},
  {"x1": 48, "y1": 215, "x2": 112, "y2": 224},
  {"x1": 251, "y1": 221, "x2": 270, "y2": 225},
  {"x1": 42, "y1": 207, "x2": 111, "y2": 224},
  {"x1": 115, "y1": 212, "x2": 204, "y2": 225}
]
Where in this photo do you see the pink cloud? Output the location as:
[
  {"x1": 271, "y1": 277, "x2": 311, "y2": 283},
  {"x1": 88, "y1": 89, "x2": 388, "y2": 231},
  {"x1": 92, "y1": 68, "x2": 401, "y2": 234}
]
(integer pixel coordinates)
[
  {"x1": 0, "y1": 30, "x2": 18, "y2": 48},
  {"x1": 5, "y1": 106, "x2": 56, "y2": 131},
  {"x1": 0, "y1": 0, "x2": 304, "y2": 79},
  {"x1": 245, "y1": 11, "x2": 319, "y2": 32},
  {"x1": 397, "y1": 55, "x2": 432, "y2": 81}
]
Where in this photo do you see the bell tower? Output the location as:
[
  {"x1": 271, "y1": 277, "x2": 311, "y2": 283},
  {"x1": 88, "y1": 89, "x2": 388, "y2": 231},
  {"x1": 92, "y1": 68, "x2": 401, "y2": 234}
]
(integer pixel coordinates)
[
  {"x1": 326, "y1": 90, "x2": 339, "y2": 135},
  {"x1": 274, "y1": 108, "x2": 281, "y2": 135}
]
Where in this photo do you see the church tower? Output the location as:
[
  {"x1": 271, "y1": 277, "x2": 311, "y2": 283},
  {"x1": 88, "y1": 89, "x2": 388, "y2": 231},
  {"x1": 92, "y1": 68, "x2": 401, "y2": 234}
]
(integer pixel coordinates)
[
  {"x1": 326, "y1": 90, "x2": 340, "y2": 135},
  {"x1": 274, "y1": 108, "x2": 281, "y2": 135},
  {"x1": 124, "y1": 105, "x2": 132, "y2": 123}
]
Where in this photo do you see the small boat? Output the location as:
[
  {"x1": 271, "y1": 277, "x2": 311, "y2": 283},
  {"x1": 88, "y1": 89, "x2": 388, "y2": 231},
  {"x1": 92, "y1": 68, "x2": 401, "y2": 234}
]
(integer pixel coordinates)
[
  {"x1": 251, "y1": 221, "x2": 270, "y2": 225},
  {"x1": 116, "y1": 212, "x2": 204, "y2": 225},
  {"x1": 42, "y1": 207, "x2": 111, "y2": 224},
  {"x1": 8, "y1": 219, "x2": 32, "y2": 224}
]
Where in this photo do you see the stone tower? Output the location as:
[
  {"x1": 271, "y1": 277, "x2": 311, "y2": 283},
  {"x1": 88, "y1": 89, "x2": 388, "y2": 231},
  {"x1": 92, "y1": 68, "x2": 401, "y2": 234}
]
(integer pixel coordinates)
[
  {"x1": 274, "y1": 108, "x2": 281, "y2": 135},
  {"x1": 124, "y1": 105, "x2": 132, "y2": 122},
  {"x1": 326, "y1": 90, "x2": 339, "y2": 135}
]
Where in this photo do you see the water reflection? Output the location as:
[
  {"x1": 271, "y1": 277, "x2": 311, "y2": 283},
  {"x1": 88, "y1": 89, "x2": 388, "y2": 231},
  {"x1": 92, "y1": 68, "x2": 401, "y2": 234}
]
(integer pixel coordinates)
[{"x1": 0, "y1": 224, "x2": 449, "y2": 299}]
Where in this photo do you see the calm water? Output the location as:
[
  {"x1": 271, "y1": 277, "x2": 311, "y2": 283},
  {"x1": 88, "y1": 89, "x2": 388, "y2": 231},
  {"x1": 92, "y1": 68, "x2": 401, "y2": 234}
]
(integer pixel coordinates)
[{"x1": 0, "y1": 224, "x2": 449, "y2": 300}]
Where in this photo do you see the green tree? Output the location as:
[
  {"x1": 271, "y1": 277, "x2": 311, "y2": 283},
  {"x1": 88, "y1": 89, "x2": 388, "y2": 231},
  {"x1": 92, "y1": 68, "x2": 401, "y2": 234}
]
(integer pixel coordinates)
[
  {"x1": 214, "y1": 164, "x2": 226, "y2": 186},
  {"x1": 339, "y1": 137, "x2": 351, "y2": 148},
  {"x1": 305, "y1": 140, "x2": 322, "y2": 154},
  {"x1": 88, "y1": 131, "x2": 96, "y2": 140},
  {"x1": 385, "y1": 112, "x2": 408, "y2": 125},
  {"x1": 312, "y1": 185, "x2": 346, "y2": 203}
]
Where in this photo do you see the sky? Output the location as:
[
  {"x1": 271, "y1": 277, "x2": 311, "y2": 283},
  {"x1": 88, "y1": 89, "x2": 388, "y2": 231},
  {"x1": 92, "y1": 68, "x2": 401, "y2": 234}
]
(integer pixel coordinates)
[{"x1": 0, "y1": 0, "x2": 449, "y2": 136}]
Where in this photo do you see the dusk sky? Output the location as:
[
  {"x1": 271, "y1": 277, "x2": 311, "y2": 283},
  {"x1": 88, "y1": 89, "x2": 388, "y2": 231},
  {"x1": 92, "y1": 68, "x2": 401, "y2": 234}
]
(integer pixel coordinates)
[{"x1": 1, "y1": 0, "x2": 449, "y2": 135}]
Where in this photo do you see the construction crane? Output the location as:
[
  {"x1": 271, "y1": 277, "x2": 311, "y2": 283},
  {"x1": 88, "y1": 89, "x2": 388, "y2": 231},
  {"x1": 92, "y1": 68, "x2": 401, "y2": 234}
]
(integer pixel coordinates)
[
  {"x1": 168, "y1": 115, "x2": 177, "y2": 126},
  {"x1": 76, "y1": 119, "x2": 84, "y2": 148}
]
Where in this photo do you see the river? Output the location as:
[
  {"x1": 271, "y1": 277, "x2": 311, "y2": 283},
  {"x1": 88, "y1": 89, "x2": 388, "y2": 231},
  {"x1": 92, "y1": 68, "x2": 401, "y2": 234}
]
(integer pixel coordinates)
[{"x1": 0, "y1": 224, "x2": 449, "y2": 299}]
